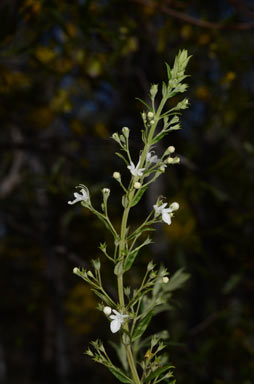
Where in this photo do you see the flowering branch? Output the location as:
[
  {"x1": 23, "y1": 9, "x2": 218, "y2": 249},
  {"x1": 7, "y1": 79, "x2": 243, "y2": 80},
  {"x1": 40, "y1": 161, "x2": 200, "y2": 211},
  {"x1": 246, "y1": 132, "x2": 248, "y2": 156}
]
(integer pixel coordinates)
[{"x1": 68, "y1": 50, "x2": 191, "y2": 384}]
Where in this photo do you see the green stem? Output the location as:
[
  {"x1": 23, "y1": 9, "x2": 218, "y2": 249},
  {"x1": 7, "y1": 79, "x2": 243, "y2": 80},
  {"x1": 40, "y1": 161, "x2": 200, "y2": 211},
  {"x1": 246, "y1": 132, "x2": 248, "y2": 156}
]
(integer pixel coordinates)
[{"x1": 116, "y1": 97, "x2": 168, "y2": 384}]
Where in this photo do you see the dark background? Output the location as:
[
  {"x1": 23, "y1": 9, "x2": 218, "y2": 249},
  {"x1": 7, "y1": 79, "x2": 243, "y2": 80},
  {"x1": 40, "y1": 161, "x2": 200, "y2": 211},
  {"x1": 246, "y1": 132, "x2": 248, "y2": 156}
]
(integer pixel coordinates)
[{"x1": 0, "y1": 0, "x2": 253, "y2": 383}]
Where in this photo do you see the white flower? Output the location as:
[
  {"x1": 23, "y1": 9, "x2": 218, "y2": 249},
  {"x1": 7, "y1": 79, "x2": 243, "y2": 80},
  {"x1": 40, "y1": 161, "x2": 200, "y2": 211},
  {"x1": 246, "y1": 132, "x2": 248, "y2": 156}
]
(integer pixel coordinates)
[
  {"x1": 162, "y1": 276, "x2": 169, "y2": 283},
  {"x1": 68, "y1": 188, "x2": 89, "y2": 205},
  {"x1": 109, "y1": 310, "x2": 128, "y2": 333},
  {"x1": 146, "y1": 151, "x2": 159, "y2": 164},
  {"x1": 127, "y1": 159, "x2": 145, "y2": 177},
  {"x1": 103, "y1": 306, "x2": 112, "y2": 316},
  {"x1": 153, "y1": 203, "x2": 173, "y2": 225},
  {"x1": 153, "y1": 201, "x2": 180, "y2": 225}
]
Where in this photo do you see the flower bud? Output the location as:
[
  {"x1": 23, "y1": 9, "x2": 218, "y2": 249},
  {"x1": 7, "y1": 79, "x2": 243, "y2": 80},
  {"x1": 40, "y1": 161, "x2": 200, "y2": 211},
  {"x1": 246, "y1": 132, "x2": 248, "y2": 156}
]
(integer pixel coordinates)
[
  {"x1": 141, "y1": 112, "x2": 147, "y2": 122},
  {"x1": 73, "y1": 267, "x2": 79, "y2": 275},
  {"x1": 85, "y1": 348, "x2": 94, "y2": 357},
  {"x1": 112, "y1": 133, "x2": 120, "y2": 142},
  {"x1": 113, "y1": 171, "x2": 121, "y2": 180},
  {"x1": 122, "y1": 126, "x2": 129, "y2": 137},
  {"x1": 167, "y1": 157, "x2": 174, "y2": 164},
  {"x1": 102, "y1": 188, "x2": 110, "y2": 198},
  {"x1": 159, "y1": 165, "x2": 166, "y2": 173},
  {"x1": 170, "y1": 202, "x2": 179, "y2": 211},
  {"x1": 134, "y1": 182, "x2": 141, "y2": 189},
  {"x1": 150, "y1": 120, "x2": 154, "y2": 125},
  {"x1": 147, "y1": 261, "x2": 155, "y2": 271},
  {"x1": 103, "y1": 306, "x2": 112, "y2": 316},
  {"x1": 176, "y1": 98, "x2": 189, "y2": 110},
  {"x1": 92, "y1": 258, "x2": 101, "y2": 271},
  {"x1": 87, "y1": 270, "x2": 94, "y2": 278},
  {"x1": 147, "y1": 111, "x2": 154, "y2": 119},
  {"x1": 174, "y1": 157, "x2": 180, "y2": 163},
  {"x1": 162, "y1": 276, "x2": 169, "y2": 283},
  {"x1": 150, "y1": 83, "x2": 158, "y2": 98},
  {"x1": 167, "y1": 146, "x2": 175, "y2": 153}
]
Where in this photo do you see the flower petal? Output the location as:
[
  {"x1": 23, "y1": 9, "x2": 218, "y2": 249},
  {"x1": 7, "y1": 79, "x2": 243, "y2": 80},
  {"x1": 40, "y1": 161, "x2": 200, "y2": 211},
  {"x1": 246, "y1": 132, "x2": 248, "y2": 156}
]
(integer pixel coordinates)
[
  {"x1": 110, "y1": 319, "x2": 121, "y2": 333},
  {"x1": 162, "y1": 211, "x2": 171, "y2": 225}
]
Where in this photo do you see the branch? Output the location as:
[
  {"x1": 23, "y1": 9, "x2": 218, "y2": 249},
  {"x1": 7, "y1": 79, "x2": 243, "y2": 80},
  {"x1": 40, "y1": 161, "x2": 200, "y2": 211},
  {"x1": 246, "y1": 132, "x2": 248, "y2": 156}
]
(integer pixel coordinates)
[
  {"x1": 0, "y1": 127, "x2": 24, "y2": 198},
  {"x1": 133, "y1": 0, "x2": 254, "y2": 30}
]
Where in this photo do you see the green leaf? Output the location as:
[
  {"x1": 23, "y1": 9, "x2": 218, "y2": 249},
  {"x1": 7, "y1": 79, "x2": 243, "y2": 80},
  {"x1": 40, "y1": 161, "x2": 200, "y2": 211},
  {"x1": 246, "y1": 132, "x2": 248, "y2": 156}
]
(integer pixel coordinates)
[
  {"x1": 116, "y1": 152, "x2": 129, "y2": 165},
  {"x1": 132, "y1": 311, "x2": 153, "y2": 341},
  {"x1": 145, "y1": 364, "x2": 174, "y2": 382},
  {"x1": 135, "y1": 97, "x2": 152, "y2": 111},
  {"x1": 131, "y1": 186, "x2": 148, "y2": 207},
  {"x1": 109, "y1": 341, "x2": 128, "y2": 372},
  {"x1": 114, "y1": 261, "x2": 124, "y2": 276},
  {"x1": 108, "y1": 368, "x2": 132, "y2": 384},
  {"x1": 124, "y1": 238, "x2": 152, "y2": 272},
  {"x1": 165, "y1": 62, "x2": 171, "y2": 80},
  {"x1": 128, "y1": 226, "x2": 155, "y2": 241},
  {"x1": 122, "y1": 194, "x2": 129, "y2": 208},
  {"x1": 90, "y1": 289, "x2": 113, "y2": 306},
  {"x1": 165, "y1": 268, "x2": 190, "y2": 292},
  {"x1": 124, "y1": 250, "x2": 138, "y2": 273},
  {"x1": 151, "y1": 130, "x2": 168, "y2": 144},
  {"x1": 162, "y1": 81, "x2": 168, "y2": 99}
]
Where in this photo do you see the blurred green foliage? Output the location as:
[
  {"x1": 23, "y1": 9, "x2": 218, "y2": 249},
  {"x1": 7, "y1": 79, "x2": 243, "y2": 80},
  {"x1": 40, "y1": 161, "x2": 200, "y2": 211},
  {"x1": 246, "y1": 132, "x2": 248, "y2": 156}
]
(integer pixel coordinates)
[{"x1": 0, "y1": 0, "x2": 253, "y2": 383}]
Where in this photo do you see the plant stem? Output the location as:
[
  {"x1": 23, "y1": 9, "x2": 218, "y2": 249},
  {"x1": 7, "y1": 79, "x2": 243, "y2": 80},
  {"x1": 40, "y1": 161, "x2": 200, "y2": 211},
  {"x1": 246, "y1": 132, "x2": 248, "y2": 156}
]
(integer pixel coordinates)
[
  {"x1": 118, "y1": 202, "x2": 142, "y2": 383},
  {"x1": 116, "y1": 96, "x2": 168, "y2": 384}
]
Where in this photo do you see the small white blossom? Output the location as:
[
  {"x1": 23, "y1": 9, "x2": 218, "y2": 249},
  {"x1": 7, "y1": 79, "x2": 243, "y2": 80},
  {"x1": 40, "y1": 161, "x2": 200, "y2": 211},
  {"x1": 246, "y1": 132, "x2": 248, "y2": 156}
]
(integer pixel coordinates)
[
  {"x1": 68, "y1": 188, "x2": 89, "y2": 205},
  {"x1": 154, "y1": 201, "x2": 180, "y2": 225},
  {"x1": 109, "y1": 310, "x2": 128, "y2": 333},
  {"x1": 153, "y1": 203, "x2": 173, "y2": 225},
  {"x1": 147, "y1": 111, "x2": 154, "y2": 119},
  {"x1": 146, "y1": 151, "x2": 159, "y2": 164},
  {"x1": 162, "y1": 276, "x2": 169, "y2": 283},
  {"x1": 127, "y1": 159, "x2": 145, "y2": 177},
  {"x1": 103, "y1": 306, "x2": 112, "y2": 316}
]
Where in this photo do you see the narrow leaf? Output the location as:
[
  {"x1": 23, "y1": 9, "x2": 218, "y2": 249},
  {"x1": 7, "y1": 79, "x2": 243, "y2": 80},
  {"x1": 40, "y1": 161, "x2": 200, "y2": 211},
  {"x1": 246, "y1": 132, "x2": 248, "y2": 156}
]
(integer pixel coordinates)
[
  {"x1": 145, "y1": 364, "x2": 174, "y2": 382},
  {"x1": 131, "y1": 186, "x2": 148, "y2": 207},
  {"x1": 109, "y1": 368, "x2": 132, "y2": 384},
  {"x1": 124, "y1": 250, "x2": 138, "y2": 273},
  {"x1": 166, "y1": 268, "x2": 190, "y2": 292},
  {"x1": 132, "y1": 311, "x2": 153, "y2": 341},
  {"x1": 152, "y1": 131, "x2": 168, "y2": 144},
  {"x1": 114, "y1": 261, "x2": 124, "y2": 276},
  {"x1": 135, "y1": 97, "x2": 152, "y2": 111},
  {"x1": 165, "y1": 62, "x2": 171, "y2": 80},
  {"x1": 116, "y1": 152, "x2": 129, "y2": 165},
  {"x1": 124, "y1": 238, "x2": 152, "y2": 272},
  {"x1": 90, "y1": 289, "x2": 114, "y2": 307}
]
